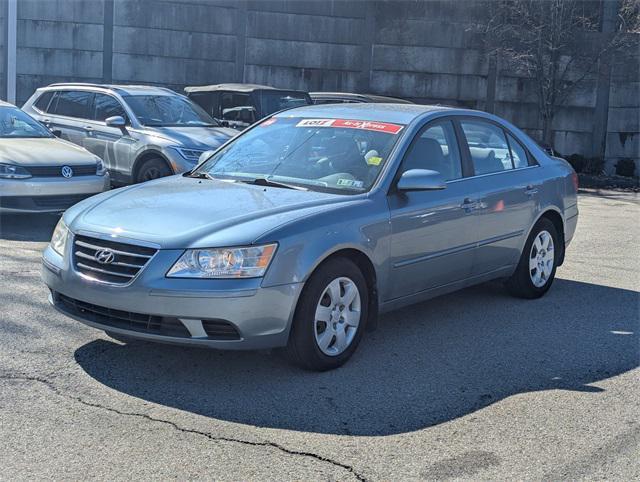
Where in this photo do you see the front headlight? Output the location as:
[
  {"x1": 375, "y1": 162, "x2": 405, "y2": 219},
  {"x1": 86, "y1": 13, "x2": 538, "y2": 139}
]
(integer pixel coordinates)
[
  {"x1": 50, "y1": 219, "x2": 69, "y2": 257},
  {"x1": 167, "y1": 244, "x2": 277, "y2": 279},
  {"x1": 174, "y1": 147, "x2": 206, "y2": 163},
  {"x1": 0, "y1": 163, "x2": 31, "y2": 179},
  {"x1": 96, "y1": 159, "x2": 106, "y2": 176}
]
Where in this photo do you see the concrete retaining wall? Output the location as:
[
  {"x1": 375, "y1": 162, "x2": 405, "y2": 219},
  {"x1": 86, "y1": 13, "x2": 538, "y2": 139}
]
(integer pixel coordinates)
[{"x1": 6, "y1": 0, "x2": 639, "y2": 170}]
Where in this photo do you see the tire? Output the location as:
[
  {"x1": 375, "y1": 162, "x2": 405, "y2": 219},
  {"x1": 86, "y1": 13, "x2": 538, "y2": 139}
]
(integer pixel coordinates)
[
  {"x1": 506, "y1": 217, "x2": 559, "y2": 299},
  {"x1": 285, "y1": 258, "x2": 369, "y2": 371},
  {"x1": 135, "y1": 157, "x2": 173, "y2": 183}
]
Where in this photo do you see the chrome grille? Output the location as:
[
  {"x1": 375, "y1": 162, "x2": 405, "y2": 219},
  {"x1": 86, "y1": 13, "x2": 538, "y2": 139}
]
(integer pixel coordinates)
[{"x1": 73, "y1": 234, "x2": 157, "y2": 285}]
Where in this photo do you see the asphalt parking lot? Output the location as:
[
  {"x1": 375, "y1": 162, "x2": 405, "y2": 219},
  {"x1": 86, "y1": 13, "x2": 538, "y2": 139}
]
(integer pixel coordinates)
[{"x1": 1, "y1": 190, "x2": 638, "y2": 480}]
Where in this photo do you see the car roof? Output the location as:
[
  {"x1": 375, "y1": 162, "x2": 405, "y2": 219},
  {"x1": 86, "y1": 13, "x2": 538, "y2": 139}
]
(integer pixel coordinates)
[
  {"x1": 310, "y1": 92, "x2": 413, "y2": 104},
  {"x1": 273, "y1": 103, "x2": 454, "y2": 124},
  {"x1": 184, "y1": 83, "x2": 306, "y2": 94},
  {"x1": 43, "y1": 83, "x2": 177, "y2": 96}
]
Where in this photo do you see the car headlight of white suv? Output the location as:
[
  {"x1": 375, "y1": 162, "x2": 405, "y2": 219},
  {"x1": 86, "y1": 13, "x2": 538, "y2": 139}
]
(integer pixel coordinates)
[
  {"x1": 167, "y1": 244, "x2": 277, "y2": 278},
  {"x1": 174, "y1": 147, "x2": 207, "y2": 163}
]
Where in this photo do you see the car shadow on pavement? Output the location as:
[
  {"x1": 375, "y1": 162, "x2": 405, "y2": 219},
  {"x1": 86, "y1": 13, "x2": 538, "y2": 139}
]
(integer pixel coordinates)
[
  {"x1": 74, "y1": 278, "x2": 639, "y2": 436},
  {"x1": 0, "y1": 213, "x2": 60, "y2": 242}
]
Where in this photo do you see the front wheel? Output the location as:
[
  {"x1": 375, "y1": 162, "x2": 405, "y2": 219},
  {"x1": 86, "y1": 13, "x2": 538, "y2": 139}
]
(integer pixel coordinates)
[
  {"x1": 136, "y1": 158, "x2": 173, "y2": 183},
  {"x1": 285, "y1": 258, "x2": 369, "y2": 371},
  {"x1": 506, "y1": 217, "x2": 559, "y2": 299}
]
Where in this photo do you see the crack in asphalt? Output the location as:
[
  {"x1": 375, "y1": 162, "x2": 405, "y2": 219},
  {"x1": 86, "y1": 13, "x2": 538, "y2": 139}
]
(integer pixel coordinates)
[{"x1": 1, "y1": 372, "x2": 367, "y2": 481}]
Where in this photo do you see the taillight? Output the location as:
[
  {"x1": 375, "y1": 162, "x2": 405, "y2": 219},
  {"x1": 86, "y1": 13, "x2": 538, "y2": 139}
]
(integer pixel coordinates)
[{"x1": 571, "y1": 171, "x2": 579, "y2": 192}]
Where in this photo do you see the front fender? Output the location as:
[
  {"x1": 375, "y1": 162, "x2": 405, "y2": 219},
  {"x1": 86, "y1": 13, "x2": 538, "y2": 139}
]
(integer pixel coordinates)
[{"x1": 259, "y1": 197, "x2": 391, "y2": 290}]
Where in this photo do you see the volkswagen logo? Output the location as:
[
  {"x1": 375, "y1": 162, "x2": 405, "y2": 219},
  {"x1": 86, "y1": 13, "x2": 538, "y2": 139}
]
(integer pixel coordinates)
[
  {"x1": 94, "y1": 249, "x2": 115, "y2": 265},
  {"x1": 61, "y1": 166, "x2": 74, "y2": 178}
]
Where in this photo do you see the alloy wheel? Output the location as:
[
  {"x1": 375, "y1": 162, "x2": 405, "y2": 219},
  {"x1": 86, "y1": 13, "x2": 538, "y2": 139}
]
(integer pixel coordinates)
[
  {"x1": 313, "y1": 277, "x2": 361, "y2": 356},
  {"x1": 529, "y1": 229, "x2": 554, "y2": 288}
]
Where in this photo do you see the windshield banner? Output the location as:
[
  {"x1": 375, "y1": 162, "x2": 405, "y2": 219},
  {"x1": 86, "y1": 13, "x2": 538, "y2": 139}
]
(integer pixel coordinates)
[{"x1": 296, "y1": 118, "x2": 403, "y2": 134}]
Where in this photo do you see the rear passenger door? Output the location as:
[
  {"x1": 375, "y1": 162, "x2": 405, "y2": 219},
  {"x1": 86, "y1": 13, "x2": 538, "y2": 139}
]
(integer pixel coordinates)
[
  {"x1": 457, "y1": 118, "x2": 540, "y2": 276},
  {"x1": 46, "y1": 90, "x2": 94, "y2": 146}
]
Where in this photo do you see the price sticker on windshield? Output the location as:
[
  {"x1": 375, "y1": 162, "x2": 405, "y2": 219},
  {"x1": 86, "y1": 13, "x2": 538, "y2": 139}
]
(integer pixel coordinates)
[{"x1": 296, "y1": 118, "x2": 403, "y2": 134}]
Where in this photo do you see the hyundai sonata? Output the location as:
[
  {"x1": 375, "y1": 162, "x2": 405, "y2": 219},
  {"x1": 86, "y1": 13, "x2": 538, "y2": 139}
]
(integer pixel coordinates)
[{"x1": 42, "y1": 104, "x2": 578, "y2": 370}]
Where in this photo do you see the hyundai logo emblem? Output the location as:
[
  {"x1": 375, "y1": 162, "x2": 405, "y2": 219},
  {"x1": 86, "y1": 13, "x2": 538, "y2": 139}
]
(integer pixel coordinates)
[
  {"x1": 61, "y1": 166, "x2": 74, "y2": 178},
  {"x1": 94, "y1": 249, "x2": 115, "y2": 264}
]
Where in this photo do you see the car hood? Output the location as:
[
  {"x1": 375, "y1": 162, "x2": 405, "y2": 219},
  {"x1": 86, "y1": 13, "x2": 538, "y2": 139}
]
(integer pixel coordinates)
[
  {"x1": 149, "y1": 126, "x2": 237, "y2": 149},
  {"x1": 69, "y1": 176, "x2": 352, "y2": 248},
  {"x1": 0, "y1": 138, "x2": 98, "y2": 165}
]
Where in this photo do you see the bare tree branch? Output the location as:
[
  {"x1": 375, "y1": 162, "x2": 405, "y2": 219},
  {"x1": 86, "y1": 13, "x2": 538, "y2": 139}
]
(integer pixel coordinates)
[{"x1": 473, "y1": 0, "x2": 638, "y2": 146}]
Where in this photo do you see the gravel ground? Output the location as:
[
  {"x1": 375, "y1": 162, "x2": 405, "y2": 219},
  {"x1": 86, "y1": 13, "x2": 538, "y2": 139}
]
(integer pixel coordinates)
[{"x1": 1, "y1": 190, "x2": 638, "y2": 481}]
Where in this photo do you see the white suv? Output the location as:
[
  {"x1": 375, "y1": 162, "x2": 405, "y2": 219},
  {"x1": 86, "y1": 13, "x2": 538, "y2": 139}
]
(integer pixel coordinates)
[{"x1": 23, "y1": 83, "x2": 236, "y2": 185}]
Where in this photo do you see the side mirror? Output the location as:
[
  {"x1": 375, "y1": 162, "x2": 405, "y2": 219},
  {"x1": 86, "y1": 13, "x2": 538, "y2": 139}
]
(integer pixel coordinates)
[
  {"x1": 198, "y1": 150, "x2": 215, "y2": 164},
  {"x1": 397, "y1": 169, "x2": 446, "y2": 191},
  {"x1": 105, "y1": 115, "x2": 126, "y2": 128}
]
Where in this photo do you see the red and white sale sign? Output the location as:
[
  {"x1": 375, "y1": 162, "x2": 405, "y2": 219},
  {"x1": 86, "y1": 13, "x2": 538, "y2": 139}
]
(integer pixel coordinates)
[
  {"x1": 332, "y1": 119, "x2": 403, "y2": 134},
  {"x1": 296, "y1": 118, "x2": 403, "y2": 134}
]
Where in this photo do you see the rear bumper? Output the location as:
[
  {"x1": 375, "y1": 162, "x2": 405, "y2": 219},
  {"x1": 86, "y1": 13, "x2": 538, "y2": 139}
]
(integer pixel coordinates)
[
  {"x1": 564, "y1": 204, "x2": 579, "y2": 247},
  {"x1": 0, "y1": 175, "x2": 110, "y2": 213}
]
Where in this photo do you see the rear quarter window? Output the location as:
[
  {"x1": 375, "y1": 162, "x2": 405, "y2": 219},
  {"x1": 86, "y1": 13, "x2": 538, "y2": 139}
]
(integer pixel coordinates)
[{"x1": 34, "y1": 91, "x2": 54, "y2": 112}]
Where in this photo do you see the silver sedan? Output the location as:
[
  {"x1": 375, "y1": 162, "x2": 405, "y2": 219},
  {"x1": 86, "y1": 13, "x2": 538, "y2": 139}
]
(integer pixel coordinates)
[
  {"x1": 0, "y1": 102, "x2": 109, "y2": 213},
  {"x1": 42, "y1": 104, "x2": 578, "y2": 370}
]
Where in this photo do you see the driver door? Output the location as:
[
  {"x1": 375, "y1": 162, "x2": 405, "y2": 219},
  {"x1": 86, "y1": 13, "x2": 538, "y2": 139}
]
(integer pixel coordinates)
[
  {"x1": 386, "y1": 119, "x2": 478, "y2": 300},
  {"x1": 82, "y1": 93, "x2": 136, "y2": 182}
]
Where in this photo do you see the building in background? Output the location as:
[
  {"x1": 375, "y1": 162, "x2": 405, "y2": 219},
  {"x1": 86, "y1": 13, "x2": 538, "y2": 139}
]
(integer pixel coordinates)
[{"x1": 2, "y1": 0, "x2": 638, "y2": 171}]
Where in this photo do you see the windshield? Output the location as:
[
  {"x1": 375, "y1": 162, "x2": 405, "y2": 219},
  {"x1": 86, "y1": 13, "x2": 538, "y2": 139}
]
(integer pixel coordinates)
[
  {"x1": 124, "y1": 94, "x2": 219, "y2": 127},
  {"x1": 0, "y1": 107, "x2": 52, "y2": 138},
  {"x1": 260, "y1": 92, "x2": 312, "y2": 116},
  {"x1": 194, "y1": 117, "x2": 405, "y2": 194}
]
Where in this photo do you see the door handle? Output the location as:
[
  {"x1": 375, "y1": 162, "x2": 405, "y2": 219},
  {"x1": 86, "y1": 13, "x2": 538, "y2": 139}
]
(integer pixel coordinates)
[
  {"x1": 460, "y1": 198, "x2": 478, "y2": 213},
  {"x1": 525, "y1": 184, "x2": 539, "y2": 196},
  {"x1": 42, "y1": 118, "x2": 51, "y2": 123}
]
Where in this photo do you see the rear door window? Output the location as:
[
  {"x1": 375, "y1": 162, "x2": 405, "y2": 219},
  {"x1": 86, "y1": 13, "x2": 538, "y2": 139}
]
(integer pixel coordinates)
[
  {"x1": 460, "y1": 120, "x2": 513, "y2": 175},
  {"x1": 92, "y1": 93, "x2": 127, "y2": 122},
  {"x1": 52, "y1": 90, "x2": 93, "y2": 119}
]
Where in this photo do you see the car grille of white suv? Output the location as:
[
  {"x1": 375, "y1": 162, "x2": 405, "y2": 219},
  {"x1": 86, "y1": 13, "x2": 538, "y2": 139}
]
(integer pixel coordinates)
[{"x1": 72, "y1": 234, "x2": 157, "y2": 285}]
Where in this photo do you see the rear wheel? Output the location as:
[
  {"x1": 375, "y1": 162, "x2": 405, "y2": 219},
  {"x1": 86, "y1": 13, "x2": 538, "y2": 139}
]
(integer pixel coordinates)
[
  {"x1": 506, "y1": 217, "x2": 559, "y2": 299},
  {"x1": 136, "y1": 157, "x2": 172, "y2": 183},
  {"x1": 285, "y1": 258, "x2": 368, "y2": 371}
]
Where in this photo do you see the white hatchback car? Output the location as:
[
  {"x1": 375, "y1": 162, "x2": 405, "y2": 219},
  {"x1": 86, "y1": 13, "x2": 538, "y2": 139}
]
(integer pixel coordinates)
[{"x1": 0, "y1": 102, "x2": 109, "y2": 213}]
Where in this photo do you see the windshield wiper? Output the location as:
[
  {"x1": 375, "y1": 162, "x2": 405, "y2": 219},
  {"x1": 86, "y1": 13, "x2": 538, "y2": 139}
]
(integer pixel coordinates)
[
  {"x1": 240, "y1": 177, "x2": 307, "y2": 191},
  {"x1": 188, "y1": 171, "x2": 215, "y2": 180}
]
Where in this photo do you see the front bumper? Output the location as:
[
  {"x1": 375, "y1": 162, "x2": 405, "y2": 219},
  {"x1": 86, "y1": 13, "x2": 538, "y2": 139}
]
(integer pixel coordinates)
[
  {"x1": 164, "y1": 148, "x2": 198, "y2": 175},
  {"x1": 41, "y1": 241, "x2": 303, "y2": 350},
  {"x1": 0, "y1": 175, "x2": 110, "y2": 213}
]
